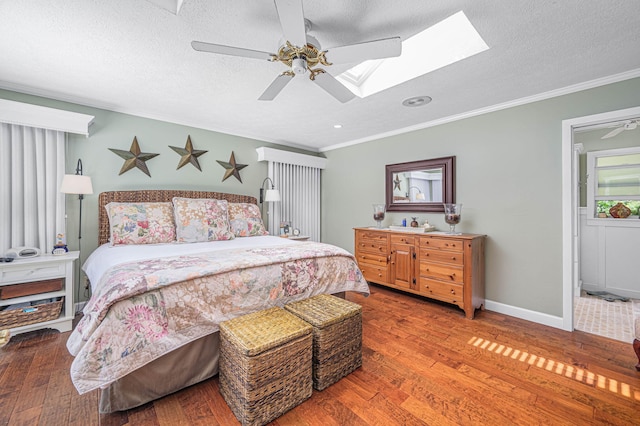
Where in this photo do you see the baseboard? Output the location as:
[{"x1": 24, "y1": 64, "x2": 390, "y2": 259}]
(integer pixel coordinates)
[
  {"x1": 484, "y1": 299, "x2": 564, "y2": 330},
  {"x1": 74, "y1": 301, "x2": 86, "y2": 315}
]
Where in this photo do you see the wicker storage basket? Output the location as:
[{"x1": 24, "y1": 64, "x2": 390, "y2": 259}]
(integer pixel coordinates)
[
  {"x1": 219, "y1": 307, "x2": 313, "y2": 426},
  {"x1": 285, "y1": 294, "x2": 362, "y2": 390},
  {"x1": 0, "y1": 297, "x2": 63, "y2": 329}
]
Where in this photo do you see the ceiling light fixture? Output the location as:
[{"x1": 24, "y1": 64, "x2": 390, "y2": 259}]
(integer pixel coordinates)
[
  {"x1": 333, "y1": 124, "x2": 343, "y2": 129},
  {"x1": 402, "y1": 96, "x2": 432, "y2": 107}
]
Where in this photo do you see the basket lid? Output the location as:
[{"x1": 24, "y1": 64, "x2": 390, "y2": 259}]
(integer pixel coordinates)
[
  {"x1": 219, "y1": 307, "x2": 312, "y2": 356},
  {"x1": 285, "y1": 294, "x2": 362, "y2": 328}
]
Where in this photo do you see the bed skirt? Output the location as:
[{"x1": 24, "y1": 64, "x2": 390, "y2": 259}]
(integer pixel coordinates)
[{"x1": 99, "y1": 332, "x2": 220, "y2": 413}]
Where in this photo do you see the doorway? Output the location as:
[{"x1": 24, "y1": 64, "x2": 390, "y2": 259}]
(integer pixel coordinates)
[{"x1": 561, "y1": 106, "x2": 640, "y2": 335}]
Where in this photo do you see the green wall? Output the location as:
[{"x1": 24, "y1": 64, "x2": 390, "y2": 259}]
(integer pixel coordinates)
[
  {"x1": 321, "y1": 77, "x2": 640, "y2": 317},
  {"x1": 3, "y1": 77, "x2": 640, "y2": 316},
  {"x1": 0, "y1": 89, "x2": 317, "y2": 301}
]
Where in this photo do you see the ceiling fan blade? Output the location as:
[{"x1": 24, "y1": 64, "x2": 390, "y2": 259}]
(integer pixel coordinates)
[
  {"x1": 274, "y1": 0, "x2": 307, "y2": 47},
  {"x1": 258, "y1": 73, "x2": 295, "y2": 101},
  {"x1": 191, "y1": 41, "x2": 274, "y2": 61},
  {"x1": 327, "y1": 36, "x2": 402, "y2": 65},
  {"x1": 312, "y1": 72, "x2": 356, "y2": 103},
  {"x1": 601, "y1": 126, "x2": 626, "y2": 139}
]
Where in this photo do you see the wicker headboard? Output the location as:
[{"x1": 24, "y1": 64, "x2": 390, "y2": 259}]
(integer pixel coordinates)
[{"x1": 98, "y1": 190, "x2": 258, "y2": 245}]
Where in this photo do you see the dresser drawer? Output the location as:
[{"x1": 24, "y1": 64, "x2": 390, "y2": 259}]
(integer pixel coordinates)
[
  {"x1": 356, "y1": 230, "x2": 388, "y2": 243},
  {"x1": 419, "y1": 237, "x2": 463, "y2": 252},
  {"x1": 0, "y1": 262, "x2": 66, "y2": 285},
  {"x1": 420, "y1": 248, "x2": 463, "y2": 266},
  {"x1": 390, "y1": 234, "x2": 415, "y2": 246},
  {"x1": 419, "y1": 262, "x2": 463, "y2": 283},
  {"x1": 356, "y1": 239, "x2": 387, "y2": 255},
  {"x1": 356, "y1": 252, "x2": 388, "y2": 267},
  {"x1": 419, "y1": 278, "x2": 463, "y2": 305},
  {"x1": 360, "y1": 264, "x2": 388, "y2": 283}
]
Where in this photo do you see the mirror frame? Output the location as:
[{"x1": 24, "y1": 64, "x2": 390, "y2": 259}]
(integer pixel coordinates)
[{"x1": 385, "y1": 156, "x2": 455, "y2": 212}]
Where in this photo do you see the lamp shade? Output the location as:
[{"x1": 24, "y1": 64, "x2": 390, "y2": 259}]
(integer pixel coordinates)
[
  {"x1": 415, "y1": 192, "x2": 426, "y2": 201},
  {"x1": 264, "y1": 189, "x2": 280, "y2": 202},
  {"x1": 60, "y1": 174, "x2": 93, "y2": 195}
]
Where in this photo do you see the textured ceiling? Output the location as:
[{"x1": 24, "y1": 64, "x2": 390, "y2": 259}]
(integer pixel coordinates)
[{"x1": 1, "y1": 0, "x2": 639, "y2": 151}]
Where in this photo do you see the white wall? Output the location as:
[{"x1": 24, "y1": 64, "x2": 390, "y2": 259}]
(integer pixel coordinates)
[{"x1": 579, "y1": 208, "x2": 640, "y2": 299}]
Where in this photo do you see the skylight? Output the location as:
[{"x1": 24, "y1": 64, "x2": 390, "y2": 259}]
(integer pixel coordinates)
[{"x1": 336, "y1": 11, "x2": 489, "y2": 98}]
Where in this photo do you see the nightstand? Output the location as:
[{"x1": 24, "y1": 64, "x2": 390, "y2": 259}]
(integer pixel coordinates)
[
  {"x1": 288, "y1": 236, "x2": 310, "y2": 241},
  {"x1": 0, "y1": 252, "x2": 78, "y2": 334}
]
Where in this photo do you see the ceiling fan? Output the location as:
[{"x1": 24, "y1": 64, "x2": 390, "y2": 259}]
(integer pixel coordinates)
[
  {"x1": 191, "y1": 0, "x2": 402, "y2": 103},
  {"x1": 601, "y1": 119, "x2": 639, "y2": 139}
]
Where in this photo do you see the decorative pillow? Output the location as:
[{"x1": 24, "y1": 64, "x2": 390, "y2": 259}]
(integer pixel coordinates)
[
  {"x1": 172, "y1": 197, "x2": 235, "y2": 243},
  {"x1": 105, "y1": 202, "x2": 176, "y2": 246},
  {"x1": 228, "y1": 203, "x2": 269, "y2": 237}
]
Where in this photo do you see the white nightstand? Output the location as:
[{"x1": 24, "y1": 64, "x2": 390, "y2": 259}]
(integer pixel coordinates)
[
  {"x1": 0, "y1": 252, "x2": 78, "y2": 334},
  {"x1": 288, "y1": 236, "x2": 310, "y2": 241}
]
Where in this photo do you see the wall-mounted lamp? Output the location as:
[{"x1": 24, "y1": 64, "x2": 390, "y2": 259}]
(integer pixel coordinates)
[
  {"x1": 408, "y1": 186, "x2": 426, "y2": 201},
  {"x1": 60, "y1": 159, "x2": 93, "y2": 302},
  {"x1": 259, "y1": 177, "x2": 281, "y2": 203}
]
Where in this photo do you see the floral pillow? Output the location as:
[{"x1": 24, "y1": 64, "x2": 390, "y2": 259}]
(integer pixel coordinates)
[
  {"x1": 105, "y1": 202, "x2": 176, "y2": 246},
  {"x1": 172, "y1": 197, "x2": 235, "y2": 243},
  {"x1": 228, "y1": 203, "x2": 269, "y2": 237}
]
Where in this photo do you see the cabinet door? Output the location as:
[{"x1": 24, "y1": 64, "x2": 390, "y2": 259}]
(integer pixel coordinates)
[{"x1": 390, "y1": 244, "x2": 415, "y2": 289}]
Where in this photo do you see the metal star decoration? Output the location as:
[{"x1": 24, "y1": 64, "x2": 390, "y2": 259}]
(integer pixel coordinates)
[
  {"x1": 216, "y1": 151, "x2": 248, "y2": 183},
  {"x1": 394, "y1": 174, "x2": 402, "y2": 190},
  {"x1": 109, "y1": 136, "x2": 159, "y2": 177},
  {"x1": 169, "y1": 135, "x2": 208, "y2": 171}
]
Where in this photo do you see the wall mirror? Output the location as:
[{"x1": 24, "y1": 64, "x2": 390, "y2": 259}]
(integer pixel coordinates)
[{"x1": 385, "y1": 156, "x2": 455, "y2": 212}]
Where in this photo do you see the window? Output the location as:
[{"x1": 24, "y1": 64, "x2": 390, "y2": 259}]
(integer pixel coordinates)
[{"x1": 587, "y1": 147, "x2": 640, "y2": 218}]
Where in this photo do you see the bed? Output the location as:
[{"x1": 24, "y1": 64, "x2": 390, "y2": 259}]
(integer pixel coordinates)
[{"x1": 66, "y1": 189, "x2": 369, "y2": 413}]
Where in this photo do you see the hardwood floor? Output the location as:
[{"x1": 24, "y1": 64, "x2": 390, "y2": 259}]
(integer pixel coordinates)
[{"x1": 1, "y1": 285, "x2": 639, "y2": 425}]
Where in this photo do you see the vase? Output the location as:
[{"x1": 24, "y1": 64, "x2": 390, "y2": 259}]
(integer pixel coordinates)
[
  {"x1": 443, "y1": 203, "x2": 462, "y2": 235},
  {"x1": 373, "y1": 204, "x2": 386, "y2": 228}
]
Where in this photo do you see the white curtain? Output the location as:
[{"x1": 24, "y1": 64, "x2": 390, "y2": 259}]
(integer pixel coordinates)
[
  {"x1": 0, "y1": 123, "x2": 66, "y2": 256},
  {"x1": 267, "y1": 162, "x2": 322, "y2": 242}
]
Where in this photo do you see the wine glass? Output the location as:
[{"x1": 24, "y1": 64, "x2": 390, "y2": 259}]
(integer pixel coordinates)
[
  {"x1": 443, "y1": 203, "x2": 462, "y2": 234},
  {"x1": 372, "y1": 204, "x2": 386, "y2": 228}
]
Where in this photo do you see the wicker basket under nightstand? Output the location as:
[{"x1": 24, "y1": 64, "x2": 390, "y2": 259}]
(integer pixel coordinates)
[
  {"x1": 219, "y1": 307, "x2": 313, "y2": 426},
  {"x1": 285, "y1": 294, "x2": 362, "y2": 390}
]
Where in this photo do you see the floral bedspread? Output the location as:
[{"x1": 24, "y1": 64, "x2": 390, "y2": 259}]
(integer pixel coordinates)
[{"x1": 66, "y1": 242, "x2": 369, "y2": 394}]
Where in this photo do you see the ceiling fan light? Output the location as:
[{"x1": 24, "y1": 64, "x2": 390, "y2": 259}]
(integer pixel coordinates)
[{"x1": 292, "y1": 57, "x2": 307, "y2": 74}]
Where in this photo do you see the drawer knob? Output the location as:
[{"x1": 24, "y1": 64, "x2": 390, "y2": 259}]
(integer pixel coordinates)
[{"x1": 450, "y1": 289, "x2": 455, "y2": 294}]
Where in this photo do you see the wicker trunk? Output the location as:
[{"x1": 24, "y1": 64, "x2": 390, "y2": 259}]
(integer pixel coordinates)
[
  {"x1": 285, "y1": 294, "x2": 362, "y2": 390},
  {"x1": 219, "y1": 307, "x2": 313, "y2": 426}
]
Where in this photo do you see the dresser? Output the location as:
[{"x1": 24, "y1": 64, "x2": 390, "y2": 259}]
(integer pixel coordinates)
[
  {"x1": 354, "y1": 228, "x2": 485, "y2": 319},
  {"x1": 0, "y1": 252, "x2": 78, "y2": 334}
]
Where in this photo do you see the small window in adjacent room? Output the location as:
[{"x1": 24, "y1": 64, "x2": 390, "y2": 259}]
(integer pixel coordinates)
[{"x1": 587, "y1": 147, "x2": 640, "y2": 218}]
